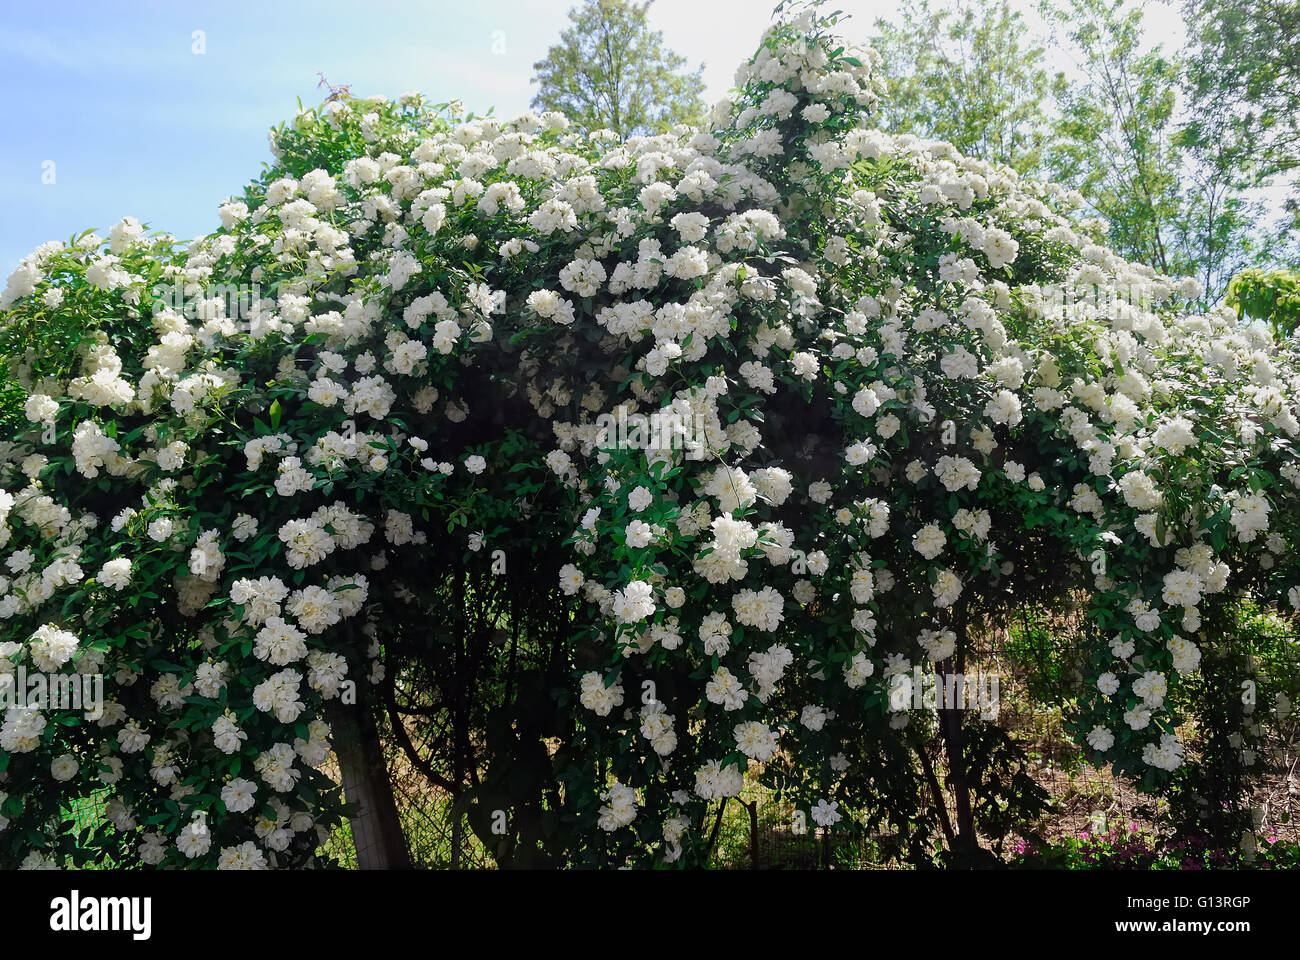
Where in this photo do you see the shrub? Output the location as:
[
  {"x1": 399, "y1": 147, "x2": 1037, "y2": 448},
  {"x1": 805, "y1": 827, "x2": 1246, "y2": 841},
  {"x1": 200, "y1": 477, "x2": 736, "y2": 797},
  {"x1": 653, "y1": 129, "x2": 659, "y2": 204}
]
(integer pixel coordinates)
[{"x1": 1, "y1": 1, "x2": 1298, "y2": 869}]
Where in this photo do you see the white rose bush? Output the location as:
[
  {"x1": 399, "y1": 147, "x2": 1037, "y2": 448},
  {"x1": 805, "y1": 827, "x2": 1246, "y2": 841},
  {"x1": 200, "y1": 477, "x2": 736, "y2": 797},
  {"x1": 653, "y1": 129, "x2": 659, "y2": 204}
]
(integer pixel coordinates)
[{"x1": 1, "y1": 1, "x2": 1297, "y2": 869}]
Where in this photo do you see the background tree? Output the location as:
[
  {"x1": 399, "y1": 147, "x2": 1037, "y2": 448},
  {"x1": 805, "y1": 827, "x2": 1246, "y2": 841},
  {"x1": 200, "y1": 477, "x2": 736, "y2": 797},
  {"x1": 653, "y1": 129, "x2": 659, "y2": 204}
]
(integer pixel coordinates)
[
  {"x1": 531, "y1": 0, "x2": 706, "y2": 138},
  {"x1": 869, "y1": 0, "x2": 1060, "y2": 176},
  {"x1": 1040, "y1": 0, "x2": 1273, "y2": 302},
  {"x1": 1226, "y1": 267, "x2": 1300, "y2": 338},
  {"x1": 1182, "y1": 0, "x2": 1300, "y2": 228}
]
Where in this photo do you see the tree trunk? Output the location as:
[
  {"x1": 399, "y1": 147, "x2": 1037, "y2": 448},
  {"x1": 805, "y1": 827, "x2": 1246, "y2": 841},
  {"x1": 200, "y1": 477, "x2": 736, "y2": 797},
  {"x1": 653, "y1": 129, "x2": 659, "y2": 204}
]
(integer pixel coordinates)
[
  {"x1": 451, "y1": 806, "x2": 463, "y2": 870},
  {"x1": 705, "y1": 797, "x2": 728, "y2": 863},
  {"x1": 939, "y1": 606, "x2": 978, "y2": 861},
  {"x1": 328, "y1": 695, "x2": 411, "y2": 869},
  {"x1": 918, "y1": 739, "x2": 957, "y2": 851},
  {"x1": 939, "y1": 698, "x2": 977, "y2": 858},
  {"x1": 744, "y1": 799, "x2": 760, "y2": 869}
]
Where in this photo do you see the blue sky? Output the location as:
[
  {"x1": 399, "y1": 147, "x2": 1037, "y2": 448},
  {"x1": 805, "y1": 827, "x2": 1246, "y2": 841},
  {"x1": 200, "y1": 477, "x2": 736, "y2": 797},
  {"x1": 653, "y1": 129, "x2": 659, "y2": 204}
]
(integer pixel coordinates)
[{"x1": 0, "y1": 0, "x2": 1196, "y2": 275}]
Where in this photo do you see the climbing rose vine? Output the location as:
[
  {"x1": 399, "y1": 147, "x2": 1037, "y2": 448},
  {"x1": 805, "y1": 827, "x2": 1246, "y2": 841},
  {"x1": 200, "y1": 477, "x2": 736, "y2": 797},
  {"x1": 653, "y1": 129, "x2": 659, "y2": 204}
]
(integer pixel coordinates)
[{"x1": 0, "y1": 4, "x2": 1297, "y2": 869}]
